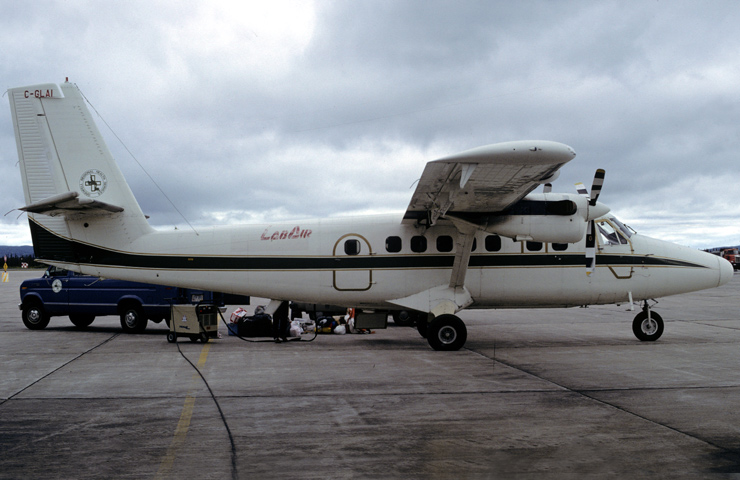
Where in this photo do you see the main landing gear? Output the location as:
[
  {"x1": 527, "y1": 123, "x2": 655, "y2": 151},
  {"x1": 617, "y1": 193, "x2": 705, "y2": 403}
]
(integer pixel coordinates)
[
  {"x1": 418, "y1": 314, "x2": 468, "y2": 351},
  {"x1": 632, "y1": 301, "x2": 664, "y2": 341}
]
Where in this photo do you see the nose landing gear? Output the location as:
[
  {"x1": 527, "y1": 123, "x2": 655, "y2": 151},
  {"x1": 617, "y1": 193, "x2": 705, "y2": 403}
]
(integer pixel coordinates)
[{"x1": 632, "y1": 301, "x2": 664, "y2": 341}]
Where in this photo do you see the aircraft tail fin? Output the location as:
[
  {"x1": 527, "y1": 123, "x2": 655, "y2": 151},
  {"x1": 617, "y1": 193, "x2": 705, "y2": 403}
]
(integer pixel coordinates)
[{"x1": 8, "y1": 80, "x2": 153, "y2": 263}]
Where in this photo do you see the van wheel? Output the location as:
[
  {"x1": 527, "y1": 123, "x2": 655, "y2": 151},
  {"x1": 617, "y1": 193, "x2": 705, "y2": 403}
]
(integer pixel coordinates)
[
  {"x1": 22, "y1": 303, "x2": 50, "y2": 330},
  {"x1": 120, "y1": 306, "x2": 147, "y2": 333},
  {"x1": 69, "y1": 314, "x2": 95, "y2": 329}
]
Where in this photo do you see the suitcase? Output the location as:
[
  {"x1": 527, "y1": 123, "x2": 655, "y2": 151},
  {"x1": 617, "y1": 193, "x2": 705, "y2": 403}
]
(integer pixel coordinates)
[{"x1": 238, "y1": 313, "x2": 273, "y2": 337}]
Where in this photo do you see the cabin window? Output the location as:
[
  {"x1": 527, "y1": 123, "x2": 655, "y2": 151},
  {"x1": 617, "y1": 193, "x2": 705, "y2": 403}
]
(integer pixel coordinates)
[
  {"x1": 436, "y1": 235, "x2": 453, "y2": 252},
  {"x1": 385, "y1": 236, "x2": 402, "y2": 253},
  {"x1": 472, "y1": 238, "x2": 477, "y2": 251},
  {"x1": 344, "y1": 239, "x2": 361, "y2": 255},
  {"x1": 526, "y1": 241, "x2": 543, "y2": 252},
  {"x1": 410, "y1": 235, "x2": 427, "y2": 253},
  {"x1": 552, "y1": 243, "x2": 568, "y2": 251},
  {"x1": 485, "y1": 235, "x2": 501, "y2": 252}
]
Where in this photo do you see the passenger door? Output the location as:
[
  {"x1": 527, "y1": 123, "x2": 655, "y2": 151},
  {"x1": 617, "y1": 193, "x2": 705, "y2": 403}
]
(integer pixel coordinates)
[{"x1": 333, "y1": 234, "x2": 373, "y2": 291}]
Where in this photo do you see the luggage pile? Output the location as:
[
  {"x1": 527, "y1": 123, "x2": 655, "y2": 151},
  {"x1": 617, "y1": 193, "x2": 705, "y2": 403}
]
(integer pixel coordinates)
[{"x1": 229, "y1": 307, "x2": 273, "y2": 337}]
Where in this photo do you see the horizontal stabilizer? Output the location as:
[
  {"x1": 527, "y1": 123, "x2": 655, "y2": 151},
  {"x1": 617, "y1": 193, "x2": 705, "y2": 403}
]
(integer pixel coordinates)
[{"x1": 20, "y1": 191, "x2": 124, "y2": 216}]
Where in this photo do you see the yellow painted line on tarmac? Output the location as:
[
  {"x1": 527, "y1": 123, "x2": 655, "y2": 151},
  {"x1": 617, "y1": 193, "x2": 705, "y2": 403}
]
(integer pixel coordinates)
[{"x1": 155, "y1": 343, "x2": 211, "y2": 479}]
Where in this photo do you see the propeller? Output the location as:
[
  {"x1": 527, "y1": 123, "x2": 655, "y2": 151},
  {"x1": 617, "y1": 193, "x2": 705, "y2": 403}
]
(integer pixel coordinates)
[{"x1": 575, "y1": 169, "x2": 606, "y2": 276}]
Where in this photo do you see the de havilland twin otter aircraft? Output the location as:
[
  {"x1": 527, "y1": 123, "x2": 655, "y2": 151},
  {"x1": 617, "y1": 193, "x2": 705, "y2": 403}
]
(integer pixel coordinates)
[{"x1": 7, "y1": 80, "x2": 734, "y2": 350}]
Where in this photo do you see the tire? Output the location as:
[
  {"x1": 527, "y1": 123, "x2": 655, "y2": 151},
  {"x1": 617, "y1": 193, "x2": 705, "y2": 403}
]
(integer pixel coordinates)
[
  {"x1": 632, "y1": 310, "x2": 664, "y2": 341},
  {"x1": 120, "y1": 305, "x2": 147, "y2": 333},
  {"x1": 200, "y1": 332, "x2": 209, "y2": 343},
  {"x1": 69, "y1": 314, "x2": 95, "y2": 329},
  {"x1": 22, "y1": 303, "x2": 50, "y2": 330},
  {"x1": 392, "y1": 310, "x2": 416, "y2": 327},
  {"x1": 427, "y1": 314, "x2": 467, "y2": 351},
  {"x1": 417, "y1": 315, "x2": 429, "y2": 338},
  {"x1": 167, "y1": 332, "x2": 177, "y2": 343}
]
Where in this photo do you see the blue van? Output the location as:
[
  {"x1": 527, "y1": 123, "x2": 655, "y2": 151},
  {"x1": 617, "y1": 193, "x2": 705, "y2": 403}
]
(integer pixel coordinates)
[{"x1": 19, "y1": 266, "x2": 248, "y2": 333}]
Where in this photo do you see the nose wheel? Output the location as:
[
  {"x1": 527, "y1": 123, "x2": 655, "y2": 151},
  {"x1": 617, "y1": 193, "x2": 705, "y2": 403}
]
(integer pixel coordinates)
[{"x1": 632, "y1": 309, "x2": 664, "y2": 341}]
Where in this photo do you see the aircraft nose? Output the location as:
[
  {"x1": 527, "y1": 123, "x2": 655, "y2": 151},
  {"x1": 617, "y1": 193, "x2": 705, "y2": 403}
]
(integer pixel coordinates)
[{"x1": 718, "y1": 256, "x2": 734, "y2": 287}]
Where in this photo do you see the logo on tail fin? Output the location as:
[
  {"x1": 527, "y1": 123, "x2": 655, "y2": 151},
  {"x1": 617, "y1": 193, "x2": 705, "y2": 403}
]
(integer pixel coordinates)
[{"x1": 79, "y1": 169, "x2": 108, "y2": 197}]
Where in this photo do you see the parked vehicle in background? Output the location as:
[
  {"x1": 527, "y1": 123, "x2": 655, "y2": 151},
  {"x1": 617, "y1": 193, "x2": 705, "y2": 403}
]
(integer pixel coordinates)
[
  {"x1": 19, "y1": 266, "x2": 249, "y2": 333},
  {"x1": 720, "y1": 248, "x2": 740, "y2": 270}
]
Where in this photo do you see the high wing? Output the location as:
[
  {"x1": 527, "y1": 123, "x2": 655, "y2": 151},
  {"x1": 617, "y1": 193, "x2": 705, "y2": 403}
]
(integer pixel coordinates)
[{"x1": 403, "y1": 140, "x2": 576, "y2": 225}]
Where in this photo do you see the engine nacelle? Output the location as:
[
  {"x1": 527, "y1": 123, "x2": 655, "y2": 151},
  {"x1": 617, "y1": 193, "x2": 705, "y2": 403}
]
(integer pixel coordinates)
[{"x1": 486, "y1": 193, "x2": 592, "y2": 243}]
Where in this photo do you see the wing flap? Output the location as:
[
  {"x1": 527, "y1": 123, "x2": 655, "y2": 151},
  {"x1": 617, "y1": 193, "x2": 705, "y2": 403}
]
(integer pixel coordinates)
[{"x1": 404, "y1": 140, "x2": 576, "y2": 224}]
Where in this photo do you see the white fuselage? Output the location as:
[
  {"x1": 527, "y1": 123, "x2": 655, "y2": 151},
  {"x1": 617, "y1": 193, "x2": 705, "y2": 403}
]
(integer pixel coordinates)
[{"x1": 59, "y1": 212, "x2": 731, "y2": 312}]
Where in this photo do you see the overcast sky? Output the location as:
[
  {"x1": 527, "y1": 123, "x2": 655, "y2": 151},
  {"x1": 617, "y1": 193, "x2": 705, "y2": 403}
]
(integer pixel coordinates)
[{"x1": 2, "y1": 1, "x2": 739, "y2": 249}]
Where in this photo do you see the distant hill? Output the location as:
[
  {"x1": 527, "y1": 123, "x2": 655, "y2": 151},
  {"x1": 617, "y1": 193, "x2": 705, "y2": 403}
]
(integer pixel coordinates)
[{"x1": 0, "y1": 245, "x2": 34, "y2": 258}]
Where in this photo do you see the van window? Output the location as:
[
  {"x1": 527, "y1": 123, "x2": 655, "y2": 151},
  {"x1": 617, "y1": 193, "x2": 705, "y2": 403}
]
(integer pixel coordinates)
[
  {"x1": 526, "y1": 241, "x2": 543, "y2": 252},
  {"x1": 552, "y1": 243, "x2": 568, "y2": 251}
]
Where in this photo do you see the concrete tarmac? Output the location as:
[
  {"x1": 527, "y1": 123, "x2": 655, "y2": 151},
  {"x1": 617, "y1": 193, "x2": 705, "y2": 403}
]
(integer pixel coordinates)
[{"x1": 1, "y1": 269, "x2": 739, "y2": 479}]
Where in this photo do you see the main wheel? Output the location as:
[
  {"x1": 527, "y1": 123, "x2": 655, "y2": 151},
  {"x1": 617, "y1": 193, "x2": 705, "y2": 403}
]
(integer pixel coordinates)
[
  {"x1": 69, "y1": 314, "x2": 95, "y2": 329},
  {"x1": 427, "y1": 314, "x2": 467, "y2": 351},
  {"x1": 120, "y1": 305, "x2": 147, "y2": 333},
  {"x1": 632, "y1": 310, "x2": 664, "y2": 341},
  {"x1": 22, "y1": 303, "x2": 50, "y2": 330}
]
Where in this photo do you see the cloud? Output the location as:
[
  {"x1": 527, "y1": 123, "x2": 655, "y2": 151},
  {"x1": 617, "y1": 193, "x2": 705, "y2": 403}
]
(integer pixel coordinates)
[{"x1": 2, "y1": 0, "x2": 739, "y2": 249}]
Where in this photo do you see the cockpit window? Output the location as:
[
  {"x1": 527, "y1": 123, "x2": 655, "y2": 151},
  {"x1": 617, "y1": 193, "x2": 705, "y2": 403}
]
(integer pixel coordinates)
[
  {"x1": 597, "y1": 219, "x2": 629, "y2": 245},
  {"x1": 609, "y1": 216, "x2": 634, "y2": 238}
]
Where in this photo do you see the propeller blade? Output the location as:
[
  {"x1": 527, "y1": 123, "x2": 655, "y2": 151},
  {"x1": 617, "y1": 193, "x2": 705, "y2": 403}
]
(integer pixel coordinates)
[
  {"x1": 589, "y1": 169, "x2": 605, "y2": 206},
  {"x1": 575, "y1": 182, "x2": 588, "y2": 197},
  {"x1": 585, "y1": 220, "x2": 596, "y2": 275}
]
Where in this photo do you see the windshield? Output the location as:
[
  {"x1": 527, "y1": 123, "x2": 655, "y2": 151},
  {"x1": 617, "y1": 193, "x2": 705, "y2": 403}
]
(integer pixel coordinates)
[
  {"x1": 609, "y1": 216, "x2": 635, "y2": 238},
  {"x1": 596, "y1": 216, "x2": 634, "y2": 246}
]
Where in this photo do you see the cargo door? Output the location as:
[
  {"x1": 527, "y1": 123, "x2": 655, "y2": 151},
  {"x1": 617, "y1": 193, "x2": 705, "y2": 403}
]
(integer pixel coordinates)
[{"x1": 333, "y1": 234, "x2": 373, "y2": 291}]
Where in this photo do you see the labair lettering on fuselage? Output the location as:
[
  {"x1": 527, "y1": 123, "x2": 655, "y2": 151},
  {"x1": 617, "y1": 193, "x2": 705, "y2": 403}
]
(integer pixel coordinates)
[
  {"x1": 260, "y1": 226, "x2": 312, "y2": 241},
  {"x1": 24, "y1": 89, "x2": 54, "y2": 99}
]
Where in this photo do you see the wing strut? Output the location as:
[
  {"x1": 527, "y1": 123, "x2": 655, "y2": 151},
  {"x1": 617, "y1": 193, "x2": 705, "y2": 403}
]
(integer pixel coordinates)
[
  {"x1": 447, "y1": 217, "x2": 478, "y2": 289},
  {"x1": 387, "y1": 216, "x2": 477, "y2": 316}
]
